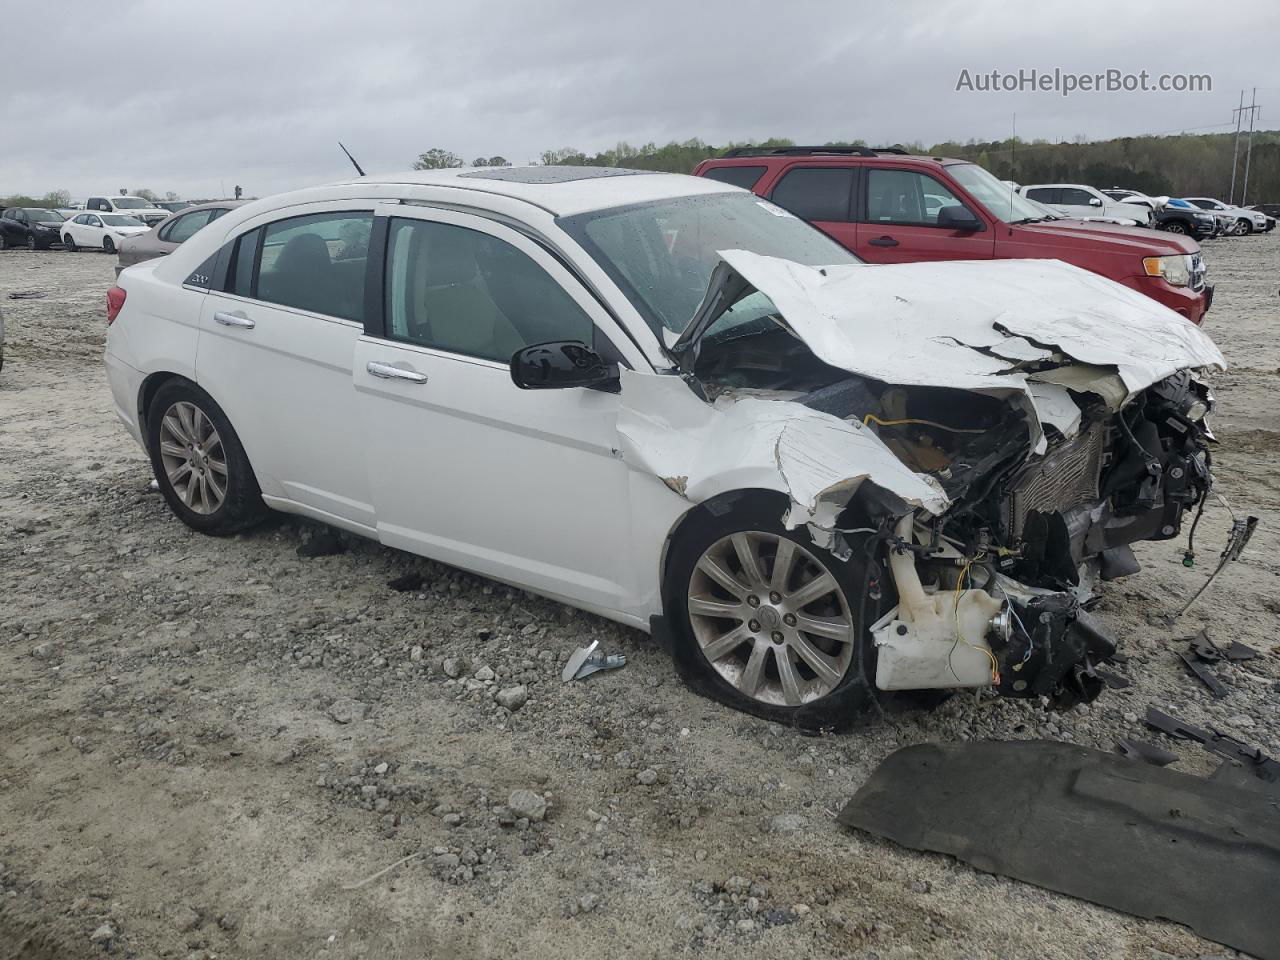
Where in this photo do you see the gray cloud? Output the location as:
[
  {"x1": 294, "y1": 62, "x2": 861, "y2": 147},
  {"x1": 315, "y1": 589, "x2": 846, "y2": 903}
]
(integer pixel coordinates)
[{"x1": 2, "y1": 0, "x2": 1273, "y2": 200}]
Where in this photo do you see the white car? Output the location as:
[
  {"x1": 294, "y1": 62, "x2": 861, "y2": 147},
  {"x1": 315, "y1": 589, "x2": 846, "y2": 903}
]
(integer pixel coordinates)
[
  {"x1": 1182, "y1": 197, "x2": 1269, "y2": 235},
  {"x1": 1018, "y1": 184, "x2": 1153, "y2": 226},
  {"x1": 85, "y1": 195, "x2": 171, "y2": 227},
  {"x1": 1100, "y1": 189, "x2": 1169, "y2": 212},
  {"x1": 62, "y1": 212, "x2": 151, "y2": 253},
  {"x1": 105, "y1": 167, "x2": 1224, "y2": 726}
]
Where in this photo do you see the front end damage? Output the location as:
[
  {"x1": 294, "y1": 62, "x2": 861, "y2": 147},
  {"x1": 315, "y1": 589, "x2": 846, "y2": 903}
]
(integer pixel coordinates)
[{"x1": 626, "y1": 252, "x2": 1227, "y2": 709}]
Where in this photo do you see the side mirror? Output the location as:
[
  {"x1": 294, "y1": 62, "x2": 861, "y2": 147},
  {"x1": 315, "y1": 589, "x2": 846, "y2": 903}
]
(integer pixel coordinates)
[
  {"x1": 1088, "y1": 197, "x2": 1103, "y2": 207},
  {"x1": 935, "y1": 204, "x2": 984, "y2": 232},
  {"x1": 510, "y1": 340, "x2": 619, "y2": 391}
]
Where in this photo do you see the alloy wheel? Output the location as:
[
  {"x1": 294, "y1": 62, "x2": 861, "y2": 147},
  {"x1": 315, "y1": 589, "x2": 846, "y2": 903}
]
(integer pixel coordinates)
[
  {"x1": 27, "y1": 235, "x2": 37, "y2": 250},
  {"x1": 158, "y1": 401, "x2": 228, "y2": 515},
  {"x1": 687, "y1": 532, "x2": 855, "y2": 707}
]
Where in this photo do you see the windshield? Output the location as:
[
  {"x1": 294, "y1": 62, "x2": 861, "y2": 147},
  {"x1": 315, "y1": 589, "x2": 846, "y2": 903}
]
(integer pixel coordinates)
[
  {"x1": 113, "y1": 198, "x2": 157, "y2": 209},
  {"x1": 559, "y1": 192, "x2": 858, "y2": 336},
  {"x1": 946, "y1": 163, "x2": 1047, "y2": 224},
  {"x1": 102, "y1": 214, "x2": 145, "y2": 226},
  {"x1": 27, "y1": 209, "x2": 66, "y2": 222}
]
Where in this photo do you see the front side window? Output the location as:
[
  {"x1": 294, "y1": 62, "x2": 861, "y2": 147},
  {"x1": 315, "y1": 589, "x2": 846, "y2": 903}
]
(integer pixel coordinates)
[
  {"x1": 770, "y1": 167, "x2": 854, "y2": 222},
  {"x1": 160, "y1": 210, "x2": 214, "y2": 244},
  {"x1": 255, "y1": 211, "x2": 372, "y2": 321},
  {"x1": 865, "y1": 169, "x2": 963, "y2": 226},
  {"x1": 559, "y1": 192, "x2": 858, "y2": 337},
  {"x1": 384, "y1": 217, "x2": 593, "y2": 363}
]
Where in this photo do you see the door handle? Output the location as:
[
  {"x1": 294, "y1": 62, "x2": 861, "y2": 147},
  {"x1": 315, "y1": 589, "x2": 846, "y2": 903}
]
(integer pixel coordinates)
[
  {"x1": 214, "y1": 311, "x2": 256, "y2": 329},
  {"x1": 868, "y1": 235, "x2": 899, "y2": 247},
  {"x1": 367, "y1": 361, "x2": 428, "y2": 384}
]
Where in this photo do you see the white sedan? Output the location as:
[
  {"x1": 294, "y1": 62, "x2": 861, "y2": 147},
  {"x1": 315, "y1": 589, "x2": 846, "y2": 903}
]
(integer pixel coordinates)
[
  {"x1": 62, "y1": 212, "x2": 151, "y2": 253},
  {"x1": 104, "y1": 167, "x2": 1223, "y2": 727}
]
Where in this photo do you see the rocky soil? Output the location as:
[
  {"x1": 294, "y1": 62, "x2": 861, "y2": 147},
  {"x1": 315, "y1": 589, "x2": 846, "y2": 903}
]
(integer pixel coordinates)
[{"x1": 1, "y1": 238, "x2": 1278, "y2": 960}]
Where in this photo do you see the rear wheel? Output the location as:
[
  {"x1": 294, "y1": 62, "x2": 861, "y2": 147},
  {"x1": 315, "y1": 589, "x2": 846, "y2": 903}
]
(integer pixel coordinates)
[
  {"x1": 664, "y1": 496, "x2": 886, "y2": 729},
  {"x1": 145, "y1": 379, "x2": 266, "y2": 535},
  {"x1": 102, "y1": 235, "x2": 116, "y2": 254}
]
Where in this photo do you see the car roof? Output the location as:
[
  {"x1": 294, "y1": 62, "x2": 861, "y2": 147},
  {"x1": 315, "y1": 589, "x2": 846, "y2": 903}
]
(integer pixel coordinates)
[{"x1": 330, "y1": 166, "x2": 738, "y2": 217}]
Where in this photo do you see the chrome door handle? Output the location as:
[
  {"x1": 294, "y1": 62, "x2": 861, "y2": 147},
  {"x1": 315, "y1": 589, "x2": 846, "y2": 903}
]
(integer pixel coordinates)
[
  {"x1": 367, "y1": 361, "x2": 428, "y2": 384},
  {"x1": 214, "y1": 311, "x2": 255, "y2": 329}
]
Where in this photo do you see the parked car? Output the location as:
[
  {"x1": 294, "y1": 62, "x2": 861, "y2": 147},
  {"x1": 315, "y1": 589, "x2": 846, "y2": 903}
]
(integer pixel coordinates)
[
  {"x1": 1101, "y1": 188, "x2": 1168, "y2": 211},
  {"x1": 0, "y1": 207, "x2": 67, "y2": 249},
  {"x1": 106, "y1": 166, "x2": 1224, "y2": 725},
  {"x1": 86, "y1": 196, "x2": 170, "y2": 227},
  {"x1": 116, "y1": 200, "x2": 245, "y2": 272},
  {"x1": 1153, "y1": 198, "x2": 1218, "y2": 239},
  {"x1": 694, "y1": 147, "x2": 1211, "y2": 323},
  {"x1": 1017, "y1": 184, "x2": 1153, "y2": 226},
  {"x1": 1182, "y1": 197, "x2": 1270, "y2": 235},
  {"x1": 62, "y1": 212, "x2": 151, "y2": 253}
]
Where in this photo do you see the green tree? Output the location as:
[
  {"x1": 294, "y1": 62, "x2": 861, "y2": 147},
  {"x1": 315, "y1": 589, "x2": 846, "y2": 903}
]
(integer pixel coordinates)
[
  {"x1": 413, "y1": 148, "x2": 464, "y2": 170},
  {"x1": 487, "y1": 156, "x2": 510, "y2": 167},
  {"x1": 39, "y1": 189, "x2": 71, "y2": 208},
  {"x1": 471, "y1": 157, "x2": 489, "y2": 167},
  {"x1": 134, "y1": 188, "x2": 159, "y2": 201}
]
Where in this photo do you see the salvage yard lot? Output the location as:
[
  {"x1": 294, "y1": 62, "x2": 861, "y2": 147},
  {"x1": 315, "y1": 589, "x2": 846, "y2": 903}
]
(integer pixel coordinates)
[{"x1": 1, "y1": 240, "x2": 1278, "y2": 959}]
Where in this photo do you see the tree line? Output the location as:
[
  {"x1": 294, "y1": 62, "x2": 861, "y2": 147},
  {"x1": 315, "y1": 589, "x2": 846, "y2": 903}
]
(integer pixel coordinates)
[
  {"x1": 413, "y1": 130, "x2": 1280, "y2": 202},
  {"x1": 1, "y1": 187, "x2": 183, "y2": 209}
]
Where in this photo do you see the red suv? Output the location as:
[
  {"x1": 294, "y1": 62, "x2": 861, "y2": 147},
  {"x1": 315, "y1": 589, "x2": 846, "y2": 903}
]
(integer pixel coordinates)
[{"x1": 693, "y1": 147, "x2": 1212, "y2": 324}]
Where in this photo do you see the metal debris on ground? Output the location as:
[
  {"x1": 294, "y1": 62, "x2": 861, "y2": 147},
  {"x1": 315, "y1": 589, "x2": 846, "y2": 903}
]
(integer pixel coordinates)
[
  {"x1": 1168, "y1": 511, "x2": 1258, "y2": 620},
  {"x1": 838, "y1": 740, "x2": 1280, "y2": 960},
  {"x1": 561, "y1": 640, "x2": 627, "y2": 682},
  {"x1": 1145, "y1": 705, "x2": 1280, "y2": 796}
]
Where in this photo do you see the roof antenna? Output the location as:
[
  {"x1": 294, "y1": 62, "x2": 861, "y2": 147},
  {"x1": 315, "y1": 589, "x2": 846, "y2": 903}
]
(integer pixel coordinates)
[{"x1": 339, "y1": 142, "x2": 366, "y2": 177}]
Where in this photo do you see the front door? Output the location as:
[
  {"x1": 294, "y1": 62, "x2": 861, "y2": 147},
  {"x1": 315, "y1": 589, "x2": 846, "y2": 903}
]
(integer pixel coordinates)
[
  {"x1": 354, "y1": 204, "x2": 636, "y2": 614},
  {"x1": 855, "y1": 167, "x2": 995, "y2": 263}
]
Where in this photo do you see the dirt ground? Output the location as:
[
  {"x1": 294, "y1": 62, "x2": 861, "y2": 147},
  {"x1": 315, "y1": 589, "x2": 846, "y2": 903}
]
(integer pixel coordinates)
[{"x1": 1, "y1": 237, "x2": 1277, "y2": 960}]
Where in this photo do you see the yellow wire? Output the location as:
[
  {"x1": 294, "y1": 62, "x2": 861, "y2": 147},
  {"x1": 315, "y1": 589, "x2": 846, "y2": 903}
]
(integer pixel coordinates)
[
  {"x1": 863, "y1": 414, "x2": 987, "y2": 435},
  {"x1": 952, "y1": 557, "x2": 1001, "y2": 685}
]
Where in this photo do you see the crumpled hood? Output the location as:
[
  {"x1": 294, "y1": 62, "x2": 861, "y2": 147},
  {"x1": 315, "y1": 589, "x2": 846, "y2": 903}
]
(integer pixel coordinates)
[{"x1": 711, "y1": 251, "x2": 1224, "y2": 404}]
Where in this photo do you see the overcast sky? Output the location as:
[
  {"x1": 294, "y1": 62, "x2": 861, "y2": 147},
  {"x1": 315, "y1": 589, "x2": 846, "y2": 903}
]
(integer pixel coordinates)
[{"x1": 3, "y1": 0, "x2": 1275, "y2": 200}]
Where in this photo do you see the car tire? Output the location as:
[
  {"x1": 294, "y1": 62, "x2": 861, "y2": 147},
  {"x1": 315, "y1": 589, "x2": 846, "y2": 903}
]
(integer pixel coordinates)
[
  {"x1": 1237, "y1": 219, "x2": 1253, "y2": 235},
  {"x1": 27, "y1": 234, "x2": 38, "y2": 251},
  {"x1": 102, "y1": 236, "x2": 116, "y2": 254},
  {"x1": 63, "y1": 233, "x2": 77, "y2": 252},
  {"x1": 1162, "y1": 221, "x2": 1187, "y2": 235},
  {"x1": 145, "y1": 379, "x2": 267, "y2": 536},
  {"x1": 663, "y1": 494, "x2": 888, "y2": 730},
  {"x1": 0, "y1": 232, "x2": 9, "y2": 250}
]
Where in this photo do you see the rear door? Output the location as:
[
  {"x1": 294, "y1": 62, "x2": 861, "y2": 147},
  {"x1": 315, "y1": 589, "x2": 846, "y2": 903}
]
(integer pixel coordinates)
[
  {"x1": 765, "y1": 165, "x2": 858, "y2": 252},
  {"x1": 353, "y1": 203, "x2": 638, "y2": 614},
  {"x1": 194, "y1": 202, "x2": 377, "y2": 531},
  {"x1": 855, "y1": 167, "x2": 995, "y2": 263}
]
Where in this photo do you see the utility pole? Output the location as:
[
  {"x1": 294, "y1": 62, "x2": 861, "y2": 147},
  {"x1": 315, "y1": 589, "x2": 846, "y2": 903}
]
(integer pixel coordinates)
[
  {"x1": 1011, "y1": 113, "x2": 1017, "y2": 181},
  {"x1": 1229, "y1": 90, "x2": 1244, "y2": 203},
  {"x1": 1240, "y1": 88, "x2": 1260, "y2": 206}
]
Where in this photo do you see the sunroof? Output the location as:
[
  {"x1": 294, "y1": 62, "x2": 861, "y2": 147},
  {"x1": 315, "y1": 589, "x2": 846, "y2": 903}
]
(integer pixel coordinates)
[{"x1": 457, "y1": 166, "x2": 652, "y2": 184}]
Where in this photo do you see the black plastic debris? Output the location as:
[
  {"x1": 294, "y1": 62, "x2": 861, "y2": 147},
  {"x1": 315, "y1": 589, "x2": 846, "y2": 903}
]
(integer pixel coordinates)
[
  {"x1": 1145, "y1": 706, "x2": 1280, "y2": 796},
  {"x1": 296, "y1": 530, "x2": 345, "y2": 558},
  {"x1": 6, "y1": 290, "x2": 46, "y2": 300},
  {"x1": 387, "y1": 571, "x2": 425, "y2": 592},
  {"x1": 1178, "y1": 650, "x2": 1229, "y2": 697},
  {"x1": 1114, "y1": 738, "x2": 1178, "y2": 766},
  {"x1": 838, "y1": 740, "x2": 1280, "y2": 960},
  {"x1": 1185, "y1": 628, "x2": 1258, "y2": 664}
]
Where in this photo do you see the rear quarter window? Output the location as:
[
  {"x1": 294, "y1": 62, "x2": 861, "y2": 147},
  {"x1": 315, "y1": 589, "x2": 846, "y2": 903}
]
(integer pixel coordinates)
[{"x1": 700, "y1": 165, "x2": 768, "y2": 191}]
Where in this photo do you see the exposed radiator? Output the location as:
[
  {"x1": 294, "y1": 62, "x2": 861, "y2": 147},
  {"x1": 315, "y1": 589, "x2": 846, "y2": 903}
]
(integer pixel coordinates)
[{"x1": 1006, "y1": 422, "x2": 1107, "y2": 539}]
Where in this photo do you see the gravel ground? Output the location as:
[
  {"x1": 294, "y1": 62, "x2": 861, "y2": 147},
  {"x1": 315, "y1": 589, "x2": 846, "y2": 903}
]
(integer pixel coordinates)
[{"x1": 1, "y1": 238, "x2": 1277, "y2": 960}]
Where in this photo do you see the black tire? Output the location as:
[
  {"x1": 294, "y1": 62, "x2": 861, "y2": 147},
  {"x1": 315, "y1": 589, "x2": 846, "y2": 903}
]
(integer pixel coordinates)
[
  {"x1": 663, "y1": 493, "x2": 890, "y2": 730},
  {"x1": 27, "y1": 234, "x2": 37, "y2": 251},
  {"x1": 102, "y1": 235, "x2": 116, "y2": 254},
  {"x1": 1237, "y1": 219, "x2": 1253, "y2": 236},
  {"x1": 145, "y1": 379, "x2": 267, "y2": 535},
  {"x1": 63, "y1": 233, "x2": 77, "y2": 252},
  {"x1": 0, "y1": 232, "x2": 9, "y2": 250},
  {"x1": 1161, "y1": 220, "x2": 1187, "y2": 235}
]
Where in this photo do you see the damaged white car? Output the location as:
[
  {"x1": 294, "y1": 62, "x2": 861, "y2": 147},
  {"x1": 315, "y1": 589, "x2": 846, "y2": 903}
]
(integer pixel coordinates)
[{"x1": 105, "y1": 167, "x2": 1226, "y2": 727}]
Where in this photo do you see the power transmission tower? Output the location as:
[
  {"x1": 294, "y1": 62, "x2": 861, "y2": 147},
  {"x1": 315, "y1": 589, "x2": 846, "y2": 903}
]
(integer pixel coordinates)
[
  {"x1": 1240, "y1": 88, "x2": 1260, "y2": 206},
  {"x1": 1229, "y1": 90, "x2": 1244, "y2": 203}
]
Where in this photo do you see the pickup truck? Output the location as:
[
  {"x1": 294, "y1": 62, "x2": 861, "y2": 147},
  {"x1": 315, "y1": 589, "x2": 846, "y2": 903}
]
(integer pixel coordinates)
[
  {"x1": 85, "y1": 196, "x2": 170, "y2": 227},
  {"x1": 694, "y1": 147, "x2": 1212, "y2": 324}
]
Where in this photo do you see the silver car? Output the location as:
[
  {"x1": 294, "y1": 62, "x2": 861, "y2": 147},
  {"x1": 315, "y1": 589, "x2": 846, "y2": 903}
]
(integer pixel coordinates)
[{"x1": 116, "y1": 200, "x2": 245, "y2": 273}]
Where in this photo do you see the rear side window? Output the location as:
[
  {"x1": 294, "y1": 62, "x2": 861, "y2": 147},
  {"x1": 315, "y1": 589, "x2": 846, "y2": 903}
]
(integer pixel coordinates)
[
  {"x1": 769, "y1": 167, "x2": 854, "y2": 222},
  {"x1": 701, "y1": 165, "x2": 767, "y2": 190},
  {"x1": 1024, "y1": 187, "x2": 1059, "y2": 203},
  {"x1": 383, "y1": 217, "x2": 592, "y2": 363},
  {"x1": 159, "y1": 209, "x2": 215, "y2": 244},
  {"x1": 1058, "y1": 187, "x2": 1096, "y2": 205},
  {"x1": 254, "y1": 212, "x2": 373, "y2": 321}
]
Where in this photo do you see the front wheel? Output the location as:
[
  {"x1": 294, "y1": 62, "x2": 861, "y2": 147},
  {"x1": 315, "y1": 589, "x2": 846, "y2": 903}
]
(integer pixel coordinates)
[
  {"x1": 145, "y1": 379, "x2": 266, "y2": 535},
  {"x1": 102, "y1": 235, "x2": 116, "y2": 254},
  {"x1": 664, "y1": 496, "x2": 885, "y2": 729},
  {"x1": 1161, "y1": 221, "x2": 1187, "y2": 235},
  {"x1": 1237, "y1": 219, "x2": 1253, "y2": 236},
  {"x1": 63, "y1": 233, "x2": 77, "y2": 252}
]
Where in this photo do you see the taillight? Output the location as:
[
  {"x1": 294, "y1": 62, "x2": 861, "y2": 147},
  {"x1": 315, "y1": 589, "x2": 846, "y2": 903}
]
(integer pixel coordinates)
[{"x1": 106, "y1": 286, "x2": 127, "y2": 325}]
